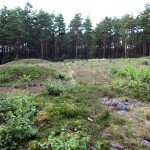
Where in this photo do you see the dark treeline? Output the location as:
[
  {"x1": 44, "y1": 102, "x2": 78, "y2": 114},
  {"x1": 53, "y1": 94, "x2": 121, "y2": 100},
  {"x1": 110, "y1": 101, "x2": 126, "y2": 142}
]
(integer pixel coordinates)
[{"x1": 0, "y1": 2, "x2": 150, "y2": 63}]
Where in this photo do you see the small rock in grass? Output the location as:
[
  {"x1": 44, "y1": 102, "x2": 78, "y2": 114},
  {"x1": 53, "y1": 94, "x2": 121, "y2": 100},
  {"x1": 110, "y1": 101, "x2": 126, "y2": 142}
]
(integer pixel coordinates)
[
  {"x1": 144, "y1": 135, "x2": 150, "y2": 142},
  {"x1": 102, "y1": 133, "x2": 112, "y2": 139},
  {"x1": 133, "y1": 133, "x2": 139, "y2": 137},
  {"x1": 111, "y1": 141, "x2": 124, "y2": 149},
  {"x1": 121, "y1": 133, "x2": 128, "y2": 140},
  {"x1": 123, "y1": 126, "x2": 128, "y2": 129},
  {"x1": 118, "y1": 110, "x2": 126, "y2": 116},
  {"x1": 134, "y1": 102, "x2": 143, "y2": 107},
  {"x1": 141, "y1": 140, "x2": 150, "y2": 147},
  {"x1": 110, "y1": 147, "x2": 118, "y2": 150},
  {"x1": 87, "y1": 117, "x2": 93, "y2": 122},
  {"x1": 101, "y1": 97, "x2": 109, "y2": 104},
  {"x1": 111, "y1": 100, "x2": 119, "y2": 106},
  {"x1": 142, "y1": 60, "x2": 149, "y2": 65},
  {"x1": 116, "y1": 102, "x2": 126, "y2": 110}
]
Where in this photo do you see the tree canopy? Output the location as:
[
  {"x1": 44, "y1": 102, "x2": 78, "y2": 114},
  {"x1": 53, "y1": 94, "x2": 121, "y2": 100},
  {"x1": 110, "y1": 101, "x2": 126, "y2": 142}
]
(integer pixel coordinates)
[{"x1": 0, "y1": 2, "x2": 150, "y2": 63}]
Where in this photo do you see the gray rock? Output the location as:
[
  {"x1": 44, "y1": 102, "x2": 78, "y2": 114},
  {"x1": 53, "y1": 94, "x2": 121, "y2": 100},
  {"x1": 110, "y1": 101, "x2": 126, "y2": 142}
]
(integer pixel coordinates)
[
  {"x1": 124, "y1": 102, "x2": 130, "y2": 105},
  {"x1": 142, "y1": 60, "x2": 149, "y2": 66},
  {"x1": 111, "y1": 100, "x2": 119, "y2": 106},
  {"x1": 134, "y1": 102, "x2": 143, "y2": 107},
  {"x1": 118, "y1": 110, "x2": 126, "y2": 116},
  {"x1": 121, "y1": 133, "x2": 128, "y2": 140},
  {"x1": 111, "y1": 141, "x2": 124, "y2": 149},
  {"x1": 133, "y1": 133, "x2": 138, "y2": 137},
  {"x1": 139, "y1": 139, "x2": 150, "y2": 147},
  {"x1": 102, "y1": 133, "x2": 112, "y2": 139},
  {"x1": 144, "y1": 135, "x2": 150, "y2": 142},
  {"x1": 106, "y1": 99, "x2": 113, "y2": 106},
  {"x1": 110, "y1": 147, "x2": 118, "y2": 150},
  {"x1": 116, "y1": 102, "x2": 126, "y2": 110},
  {"x1": 101, "y1": 97, "x2": 109, "y2": 104},
  {"x1": 123, "y1": 126, "x2": 128, "y2": 129}
]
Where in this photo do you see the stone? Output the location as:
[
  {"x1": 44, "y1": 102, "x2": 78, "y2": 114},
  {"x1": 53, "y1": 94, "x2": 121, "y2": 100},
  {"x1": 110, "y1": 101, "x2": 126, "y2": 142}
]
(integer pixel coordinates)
[
  {"x1": 134, "y1": 102, "x2": 143, "y2": 107},
  {"x1": 116, "y1": 102, "x2": 126, "y2": 110},
  {"x1": 110, "y1": 141, "x2": 124, "y2": 149},
  {"x1": 102, "y1": 133, "x2": 112, "y2": 139},
  {"x1": 124, "y1": 102, "x2": 130, "y2": 105},
  {"x1": 111, "y1": 100, "x2": 119, "y2": 106},
  {"x1": 121, "y1": 133, "x2": 128, "y2": 140},
  {"x1": 106, "y1": 100, "x2": 113, "y2": 106},
  {"x1": 123, "y1": 126, "x2": 128, "y2": 129},
  {"x1": 138, "y1": 138, "x2": 150, "y2": 147},
  {"x1": 81, "y1": 63, "x2": 85, "y2": 66},
  {"x1": 133, "y1": 133, "x2": 138, "y2": 137},
  {"x1": 101, "y1": 97, "x2": 109, "y2": 104},
  {"x1": 87, "y1": 117, "x2": 93, "y2": 122},
  {"x1": 142, "y1": 60, "x2": 149, "y2": 66},
  {"x1": 118, "y1": 110, "x2": 126, "y2": 116},
  {"x1": 144, "y1": 135, "x2": 150, "y2": 142},
  {"x1": 110, "y1": 147, "x2": 118, "y2": 150}
]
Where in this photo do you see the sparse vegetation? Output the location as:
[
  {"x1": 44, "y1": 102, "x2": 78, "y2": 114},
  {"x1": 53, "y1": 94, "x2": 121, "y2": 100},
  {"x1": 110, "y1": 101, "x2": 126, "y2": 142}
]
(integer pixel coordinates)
[{"x1": 0, "y1": 58, "x2": 150, "y2": 150}]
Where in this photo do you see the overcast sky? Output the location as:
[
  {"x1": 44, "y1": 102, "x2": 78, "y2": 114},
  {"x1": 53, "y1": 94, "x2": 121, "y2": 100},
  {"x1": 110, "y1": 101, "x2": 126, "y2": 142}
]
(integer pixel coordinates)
[{"x1": 0, "y1": 0, "x2": 149, "y2": 26}]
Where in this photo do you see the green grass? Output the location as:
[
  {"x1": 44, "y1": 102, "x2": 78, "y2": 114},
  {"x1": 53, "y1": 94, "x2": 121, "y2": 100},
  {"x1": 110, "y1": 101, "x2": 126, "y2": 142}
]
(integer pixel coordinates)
[
  {"x1": 1, "y1": 58, "x2": 150, "y2": 150},
  {"x1": 0, "y1": 65, "x2": 55, "y2": 86}
]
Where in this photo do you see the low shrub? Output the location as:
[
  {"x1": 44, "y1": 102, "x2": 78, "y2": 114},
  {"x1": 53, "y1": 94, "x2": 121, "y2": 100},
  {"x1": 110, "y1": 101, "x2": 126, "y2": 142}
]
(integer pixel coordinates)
[
  {"x1": 38, "y1": 130, "x2": 90, "y2": 150},
  {"x1": 19, "y1": 74, "x2": 31, "y2": 82},
  {"x1": 111, "y1": 78, "x2": 126, "y2": 91},
  {"x1": 45, "y1": 79, "x2": 65, "y2": 96},
  {"x1": 0, "y1": 73, "x2": 12, "y2": 83},
  {"x1": 55, "y1": 71, "x2": 69, "y2": 80},
  {"x1": 0, "y1": 94, "x2": 37, "y2": 149},
  {"x1": 109, "y1": 65, "x2": 150, "y2": 100}
]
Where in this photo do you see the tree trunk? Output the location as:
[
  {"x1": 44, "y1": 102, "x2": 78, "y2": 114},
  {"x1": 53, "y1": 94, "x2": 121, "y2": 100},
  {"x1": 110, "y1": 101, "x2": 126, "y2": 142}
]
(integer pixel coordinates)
[
  {"x1": 75, "y1": 40, "x2": 78, "y2": 59},
  {"x1": 40, "y1": 41, "x2": 43, "y2": 59}
]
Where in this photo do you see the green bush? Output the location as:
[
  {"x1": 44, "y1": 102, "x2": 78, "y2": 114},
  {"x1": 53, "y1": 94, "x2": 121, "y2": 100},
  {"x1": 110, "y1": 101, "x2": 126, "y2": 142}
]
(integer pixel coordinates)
[
  {"x1": 38, "y1": 130, "x2": 90, "y2": 150},
  {"x1": 111, "y1": 78, "x2": 125, "y2": 91},
  {"x1": 109, "y1": 65, "x2": 150, "y2": 100},
  {"x1": 0, "y1": 94, "x2": 37, "y2": 149},
  {"x1": 109, "y1": 66, "x2": 118, "y2": 77},
  {"x1": 0, "y1": 73, "x2": 12, "y2": 83},
  {"x1": 55, "y1": 71, "x2": 69, "y2": 80},
  {"x1": 20, "y1": 74, "x2": 31, "y2": 82},
  {"x1": 45, "y1": 79, "x2": 65, "y2": 96}
]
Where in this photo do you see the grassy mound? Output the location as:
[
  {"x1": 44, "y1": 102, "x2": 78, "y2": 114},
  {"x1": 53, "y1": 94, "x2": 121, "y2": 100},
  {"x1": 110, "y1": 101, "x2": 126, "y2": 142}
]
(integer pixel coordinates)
[{"x1": 0, "y1": 65, "x2": 54, "y2": 85}]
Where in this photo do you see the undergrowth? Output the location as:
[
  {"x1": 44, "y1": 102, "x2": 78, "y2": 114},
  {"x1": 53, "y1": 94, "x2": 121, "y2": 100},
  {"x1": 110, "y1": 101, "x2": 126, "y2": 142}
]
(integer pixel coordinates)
[
  {"x1": 109, "y1": 65, "x2": 150, "y2": 100},
  {"x1": 0, "y1": 93, "x2": 37, "y2": 149}
]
